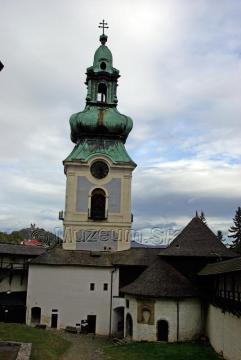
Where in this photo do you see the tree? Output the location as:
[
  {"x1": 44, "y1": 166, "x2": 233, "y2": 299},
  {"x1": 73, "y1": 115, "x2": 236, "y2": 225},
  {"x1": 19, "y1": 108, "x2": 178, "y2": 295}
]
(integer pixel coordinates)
[
  {"x1": 217, "y1": 230, "x2": 223, "y2": 242},
  {"x1": 199, "y1": 211, "x2": 207, "y2": 224},
  {"x1": 228, "y1": 206, "x2": 241, "y2": 254}
]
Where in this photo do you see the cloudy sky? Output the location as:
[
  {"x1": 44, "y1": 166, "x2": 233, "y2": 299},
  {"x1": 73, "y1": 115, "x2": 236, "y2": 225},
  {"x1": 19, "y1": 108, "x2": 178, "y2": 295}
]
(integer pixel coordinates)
[{"x1": 1, "y1": 0, "x2": 241, "y2": 239}]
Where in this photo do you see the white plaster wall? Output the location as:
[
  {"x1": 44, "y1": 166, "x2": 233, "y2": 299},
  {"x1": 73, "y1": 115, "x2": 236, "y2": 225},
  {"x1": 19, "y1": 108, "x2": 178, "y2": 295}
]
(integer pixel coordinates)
[
  {"x1": 178, "y1": 298, "x2": 202, "y2": 341},
  {"x1": 27, "y1": 265, "x2": 119, "y2": 335},
  {"x1": 125, "y1": 296, "x2": 202, "y2": 342},
  {"x1": 206, "y1": 304, "x2": 241, "y2": 360}
]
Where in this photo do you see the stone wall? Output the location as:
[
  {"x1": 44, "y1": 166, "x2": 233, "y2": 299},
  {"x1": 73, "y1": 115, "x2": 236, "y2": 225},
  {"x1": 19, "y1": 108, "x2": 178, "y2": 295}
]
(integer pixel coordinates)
[{"x1": 206, "y1": 304, "x2": 241, "y2": 360}]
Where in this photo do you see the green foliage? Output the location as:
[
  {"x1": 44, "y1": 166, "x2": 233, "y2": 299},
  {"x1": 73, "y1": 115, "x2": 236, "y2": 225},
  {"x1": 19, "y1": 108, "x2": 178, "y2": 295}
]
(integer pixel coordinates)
[
  {"x1": 104, "y1": 342, "x2": 220, "y2": 360},
  {"x1": 0, "y1": 231, "x2": 23, "y2": 245},
  {"x1": 229, "y1": 206, "x2": 241, "y2": 253},
  {"x1": 0, "y1": 225, "x2": 62, "y2": 247},
  {"x1": 0, "y1": 323, "x2": 70, "y2": 360}
]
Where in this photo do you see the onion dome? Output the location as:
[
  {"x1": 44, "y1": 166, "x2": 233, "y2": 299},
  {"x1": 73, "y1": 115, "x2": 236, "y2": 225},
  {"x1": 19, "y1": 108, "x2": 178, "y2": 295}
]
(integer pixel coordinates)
[{"x1": 70, "y1": 106, "x2": 133, "y2": 144}]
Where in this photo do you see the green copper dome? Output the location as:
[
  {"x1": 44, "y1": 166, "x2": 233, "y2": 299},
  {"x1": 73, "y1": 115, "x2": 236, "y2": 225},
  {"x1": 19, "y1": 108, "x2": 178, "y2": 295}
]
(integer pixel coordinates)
[
  {"x1": 65, "y1": 27, "x2": 135, "y2": 166},
  {"x1": 64, "y1": 138, "x2": 136, "y2": 166},
  {"x1": 70, "y1": 105, "x2": 133, "y2": 143}
]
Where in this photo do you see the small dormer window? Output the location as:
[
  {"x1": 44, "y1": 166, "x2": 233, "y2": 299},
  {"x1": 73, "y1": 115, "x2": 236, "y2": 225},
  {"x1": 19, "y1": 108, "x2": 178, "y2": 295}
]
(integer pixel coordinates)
[
  {"x1": 97, "y1": 83, "x2": 107, "y2": 103},
  {"x1": 100, "y1": 62, "x2": 106, "y2": 70}
]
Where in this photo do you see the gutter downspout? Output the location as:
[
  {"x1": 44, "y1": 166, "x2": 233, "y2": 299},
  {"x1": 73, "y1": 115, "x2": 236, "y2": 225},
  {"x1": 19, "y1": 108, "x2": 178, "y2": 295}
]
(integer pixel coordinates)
[
  {"x1": 109, "y1": 266, "x2": 117, "y2": 337},
  {"x1": 176, "y1": 300, "x2": 179, "y2": 342}
]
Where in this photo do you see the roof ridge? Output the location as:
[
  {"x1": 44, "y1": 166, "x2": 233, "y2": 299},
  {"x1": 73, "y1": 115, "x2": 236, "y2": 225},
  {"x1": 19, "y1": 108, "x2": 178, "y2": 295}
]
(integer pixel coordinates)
[{"x1": 159, "y1": 216, "x2": 236, "y2": 258}]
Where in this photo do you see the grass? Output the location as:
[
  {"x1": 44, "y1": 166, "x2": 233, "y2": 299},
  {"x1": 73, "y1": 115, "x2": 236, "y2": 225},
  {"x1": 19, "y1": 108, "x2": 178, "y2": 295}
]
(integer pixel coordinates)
[
  {"x1": 103, "y1": 341, "x2": 221, "y2": 360},
  {"x1": 0, "y1": 323, "x2": 221, "y2": 360},
  {"x1": 0, "y1": 323, "x2": 70, "y2": 360}
]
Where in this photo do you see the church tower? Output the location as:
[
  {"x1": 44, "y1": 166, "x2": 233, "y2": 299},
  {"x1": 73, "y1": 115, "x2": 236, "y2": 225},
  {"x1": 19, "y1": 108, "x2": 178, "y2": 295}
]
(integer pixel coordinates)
[{"x1": 62, "y1": 22, "x2": 136, "y2": 252}]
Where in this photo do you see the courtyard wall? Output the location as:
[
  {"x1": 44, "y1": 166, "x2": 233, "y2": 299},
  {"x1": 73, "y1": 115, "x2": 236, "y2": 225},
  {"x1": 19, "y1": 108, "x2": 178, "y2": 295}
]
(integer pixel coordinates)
[{"x1": 206, "y1": 304, "x2": 241, "y2": 360}]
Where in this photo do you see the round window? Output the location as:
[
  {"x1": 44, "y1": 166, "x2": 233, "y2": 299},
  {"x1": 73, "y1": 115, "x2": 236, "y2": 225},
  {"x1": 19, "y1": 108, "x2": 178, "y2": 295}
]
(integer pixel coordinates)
[{"x1": 90, "y1": 161, "x2": 109, "y2": 179}]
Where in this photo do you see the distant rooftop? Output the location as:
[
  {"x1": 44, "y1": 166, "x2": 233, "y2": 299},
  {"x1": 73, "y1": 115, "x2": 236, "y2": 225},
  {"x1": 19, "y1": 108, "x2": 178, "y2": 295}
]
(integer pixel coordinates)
[{"x1": 21, "y1": 239, "x2": 42, "y2": 247}]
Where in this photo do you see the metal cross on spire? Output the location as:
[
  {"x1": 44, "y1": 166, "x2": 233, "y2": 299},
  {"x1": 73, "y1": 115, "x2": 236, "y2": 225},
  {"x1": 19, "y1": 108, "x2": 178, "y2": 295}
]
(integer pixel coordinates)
[{"x1": 98, "y1": 20, "x2": 109, "y2": 35}]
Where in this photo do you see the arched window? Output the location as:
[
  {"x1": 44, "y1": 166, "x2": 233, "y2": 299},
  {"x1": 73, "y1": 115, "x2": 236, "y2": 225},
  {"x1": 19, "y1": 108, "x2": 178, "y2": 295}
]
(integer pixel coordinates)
[
  {"x1": 31, "y1": 307, "x2": 41, "y2": 325},
  {"x1": 97, "y1": 83, "x2": 107, "y2": 103},
  {"x1": 157, "y1": 319, "x2": 168, "y2": 341},
  {"x1": 90, "y1": 188, "x2": 106, "y2": 220}
]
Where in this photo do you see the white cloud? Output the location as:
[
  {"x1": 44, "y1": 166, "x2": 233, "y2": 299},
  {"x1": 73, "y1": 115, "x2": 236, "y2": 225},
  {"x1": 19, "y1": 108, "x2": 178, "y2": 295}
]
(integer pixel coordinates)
[{"x1": 1, "y1": 0, "x2": 241, "y2": 234}]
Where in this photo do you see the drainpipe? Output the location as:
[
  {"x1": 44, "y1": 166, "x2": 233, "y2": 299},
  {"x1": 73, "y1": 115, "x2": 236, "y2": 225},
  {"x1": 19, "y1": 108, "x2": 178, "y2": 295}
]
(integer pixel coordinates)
[
  {"x1": 176, "y1": 300, "x2": 179, "y2": 342},
  {"x1": 109, "y1": 266, "x2": 117, "y2": 337}
]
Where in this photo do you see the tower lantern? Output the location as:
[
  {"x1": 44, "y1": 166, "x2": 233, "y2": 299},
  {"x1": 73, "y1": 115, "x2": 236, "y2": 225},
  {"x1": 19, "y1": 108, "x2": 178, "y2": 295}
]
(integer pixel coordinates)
[{"x1": 63, "y1": 23, "x2": 136, "y2": 252}]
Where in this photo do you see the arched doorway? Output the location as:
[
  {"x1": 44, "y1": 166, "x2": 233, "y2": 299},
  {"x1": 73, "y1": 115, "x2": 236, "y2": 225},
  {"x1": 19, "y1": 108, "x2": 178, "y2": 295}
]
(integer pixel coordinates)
[
  {"x1": 31, "y1": 307, "x2": 41, "y2": 325},
  {"x1": 113, "y1": 307, "x2": 124, "y2": 338},
  {"x1": 90, "y1": 188, "x2": 106, "y2": 220},
  {"x1": 157, "y1": 320, "x2": 168, "y2": 341},
  {"x1": 126, "y1": 313, "x2": 133, "y2": 338}
]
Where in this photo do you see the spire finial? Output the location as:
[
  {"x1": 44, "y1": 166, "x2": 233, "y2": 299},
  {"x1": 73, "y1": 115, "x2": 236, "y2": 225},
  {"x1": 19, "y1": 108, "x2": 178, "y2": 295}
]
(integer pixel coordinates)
[
  {"x1": 98, "y1": 19, "x2": 109, "y2": 35},
  {"x1": 98, "y1": 20, "x2": 108, "y2": 45}
]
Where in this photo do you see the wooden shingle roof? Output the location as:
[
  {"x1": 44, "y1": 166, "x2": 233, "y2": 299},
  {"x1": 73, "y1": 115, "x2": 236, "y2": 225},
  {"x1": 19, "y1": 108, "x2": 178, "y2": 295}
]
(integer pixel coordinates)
[
  {"x1": 199, "y1": 256, "x2": 241, "y2": 276},
  {"x1": 30, "y1": 247, "x2": 162, "y2": 267},
  {"x1": 0, "y1": 243, "x2": 45, "y2": 256},
  {"x1": 159, "y1": 217, "x2": 237, "y2": 258},
  {"x1": 121, "y1": 258, "x2": 197, "y2": 298},
  {"x1": 30, "y1": 247, "x2": 113, "y2": 267}
]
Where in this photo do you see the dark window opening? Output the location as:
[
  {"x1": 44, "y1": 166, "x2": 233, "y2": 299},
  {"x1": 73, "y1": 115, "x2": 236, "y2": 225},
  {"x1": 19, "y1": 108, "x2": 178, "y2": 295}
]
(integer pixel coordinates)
[
  {"x1": 100, "y1": 62, "x2": 106, "y2": 70},
  {"x1": 97, "y1": 83, "x2": 107, "y2": 103},
  {"x1": 90, "y1": 188, "x2": 106, "y2": 220},
  {"x1": 157, "y1": 320, "x2": 169, "y2": 341},
  {"x1": 126, "y1": 299, "x2": 129, "y2": 308},
  {"x1": 90, "y1": 283, "x2": 95, "y2": 291},
  {"x1": 104, "y1": 283, "x2": 108, "y2": 291}
]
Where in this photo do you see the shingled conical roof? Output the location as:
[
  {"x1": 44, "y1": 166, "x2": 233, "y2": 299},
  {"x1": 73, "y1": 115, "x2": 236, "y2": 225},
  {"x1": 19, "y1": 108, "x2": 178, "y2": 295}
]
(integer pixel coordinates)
[
  {"x1": 121, "y1": 258, "x2": 197, "y2": 298},
  {"x1": 159, "y1": 216, "x2": 237, "y2": 258}
]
